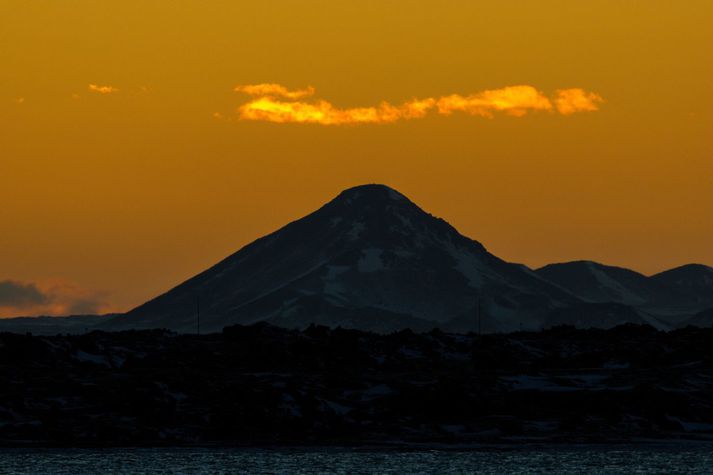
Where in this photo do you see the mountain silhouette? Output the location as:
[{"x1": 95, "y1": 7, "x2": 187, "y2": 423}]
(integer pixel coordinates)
[
  {"x1": 535, "y1": 261, "x2": 713, "y2": 327},
  {"x1": 4, "y1": 184, "x2": 711, "y2": 335},
  {"x1": 105, "y1": 184, "x2": 576, "y2": 333}
]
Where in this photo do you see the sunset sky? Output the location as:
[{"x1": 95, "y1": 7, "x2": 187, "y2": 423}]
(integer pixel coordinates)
[{"x1": 1, "y1": 1, "x2": 712, "y2": 316}]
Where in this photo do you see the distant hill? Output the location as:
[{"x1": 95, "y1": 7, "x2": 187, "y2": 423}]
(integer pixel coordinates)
[
  {"x1": 535, "y1": 261, "x2": 655, "y2": 306},
  {"x1": 649, "y1": 264, "x2": 713, "y2": 310},
  {"x1": 535, "y1": 261, "x2": 713, "y2": 323}
]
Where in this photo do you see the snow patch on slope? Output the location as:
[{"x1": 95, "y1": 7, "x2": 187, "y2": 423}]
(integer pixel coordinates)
[
  {"x1": 358, "y1": 248, "x2": 384, "y2": 272},
  {"x1": 447, "y1": 244, "x2": 489, "y2": 287},
  {"x1": 586, "y1": 262, "x2": 646, "y2": 305},
  {"x1": 347, "y1": 222, "x2": 365, "y2": 241},
  {"x1": 323, "y1": 265, "x2": 350, "y2": 303}
]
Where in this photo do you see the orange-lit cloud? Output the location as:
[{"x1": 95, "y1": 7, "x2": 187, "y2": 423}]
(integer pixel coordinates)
[
  {"x1": 233, "y1": 84, "x2": 603, "y2": 125},
  {"x1": 436, "y1": 86, "x2": 553, "y2": 117},
  {"x1": 234, "y1": 83, "x2": 315, "y2": 99},
  {"x1": 554, "y1": 88, "x2": 604, "y2": 115},
  {"x1": 238, "y1": 97, "x2": 436, "y2": 125},
  {"x1": 88, "y1": 83, "x2": 119, "y2": 94},
  {"x1": 0, "y1": 278, "x2": 113, "y2": 318}
]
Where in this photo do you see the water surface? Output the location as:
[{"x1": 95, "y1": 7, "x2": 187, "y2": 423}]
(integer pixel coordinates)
[{"x1": 1, "y1": 445, "x2": 712, "y2": 474}]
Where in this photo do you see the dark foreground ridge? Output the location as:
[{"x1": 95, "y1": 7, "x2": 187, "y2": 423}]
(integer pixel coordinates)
[{"x1": 2, "y1": 324, "x2": 713, "y2": 446}]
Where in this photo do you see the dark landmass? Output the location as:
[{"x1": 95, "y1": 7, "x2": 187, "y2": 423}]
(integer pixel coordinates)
[
  {"x1": 2, "y1": 323, "x2": 713, "y2": 447},
  {"x1": 2, "y1": 185, "x2": 712, "y2": 336},
  {"x1": 0, "y1": 315, "x2": 110, "y2": 336},
  {"x1": 40, "y1": 184, "x2": 710, "y2": 335}
]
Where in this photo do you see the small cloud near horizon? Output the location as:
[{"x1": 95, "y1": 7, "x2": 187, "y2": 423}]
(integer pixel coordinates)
[
  {"x1": 88, "y1": 84, "x2": 119, "y2": 94},
  {"x1": 0, "y1": 279, "x2": 113, "y2": 318}
]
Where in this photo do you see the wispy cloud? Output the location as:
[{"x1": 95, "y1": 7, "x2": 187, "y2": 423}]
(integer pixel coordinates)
[
  {"x1": 0, "y1": 279, "x2": 112, "y2": 318},
  {"x1": 235, "y1": 83, "x2": 315, "y2": 99},
  {"x1": 435, "y1": 86, "x2": 553, "y2": 117},
  {"x1": 232, "y1": 84, "x2": 603, "y2": 125},
  {"x1": 88, "y1": 84, "x2": 119, "y2": 94},
  {"x1": 554, "y1": 88, "x2": 604, "y2": 115}
]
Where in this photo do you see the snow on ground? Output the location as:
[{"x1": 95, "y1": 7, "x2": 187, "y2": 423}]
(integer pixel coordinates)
[
  {"x1": 392, "y1": 212, "x2": 414, "y2": 232},
  {"x1": 72, "y1": 350, "x2": 110, "y2": 367},
  {"x1": 321, "y1": 399, "x2": 352, "y2": 415},
  {"x1": 670, "y1": 417, "x2": 713, "y2": 432},
  {"x1": 501, "y1": 373, "x2": 611, "y2": 392},
  {"x1": 322, "y1": 265, "x2": 350, "y2": 303},
  {"x1": 392, "y1": 247, "x2": 414, "y2": 258},
  {"x1": 638, "y1": 311, "x2": 670, "y2": 330},
  {"x1": 347, "y1": 221, "x2": 365, "y2": 240},
  {"x1": 388, "y1": 189, "x2": 406, "y2": 201},
  {"x1": 447, "y1": 245, "x2": 486, "y2": 287},
  {"x1": 229, "y1": 260, "x2": 330, "y2": 312},
  {"x1": 279, "y1": 394, "x2": 302, "y2": 418},
  {"x1": 357, "y1": 384, "x2": 395, "y2": 401},
  {"x1": 586, "y1": 262, "x2": 647, "y2": 305},
  {"x1": 358, "y1": 248, "x2": 384, "y2": 273},
  {"x1": 398, "y1": 346, "x2": 425, "y2": 359}
]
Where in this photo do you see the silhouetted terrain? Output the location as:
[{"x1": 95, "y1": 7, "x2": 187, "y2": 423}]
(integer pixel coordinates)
[
  {"x1": 2, "y1": 323, "x2": 713, "y2": 446},
  {"x1": 107, "y1": 184, "x2": 576, "y2": 334},
  {"x1": 1, "y1": 185, "x2": 711, "y2": 335},
  {"x1": 536, "y1": 261, "x2": 713, "y2": 325}
]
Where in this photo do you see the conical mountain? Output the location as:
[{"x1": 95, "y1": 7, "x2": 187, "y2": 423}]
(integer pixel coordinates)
[{"x1": 106, "y1": 184, "x2": 578, "y2": 333}]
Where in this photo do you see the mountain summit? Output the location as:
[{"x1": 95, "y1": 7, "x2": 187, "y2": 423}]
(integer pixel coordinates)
[{"x1": 107, "y1": 184, "x2": 575, "y2": 333}]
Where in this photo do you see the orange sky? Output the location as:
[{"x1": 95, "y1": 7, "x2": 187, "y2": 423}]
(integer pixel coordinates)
[{"x1": 1, "y1": 1, "x2": 712, "y2": 316}]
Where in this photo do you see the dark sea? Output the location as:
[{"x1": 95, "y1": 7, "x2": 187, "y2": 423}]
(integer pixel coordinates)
[{"x1": 1, "y1": 444, "x2": 712, "y2": 474}]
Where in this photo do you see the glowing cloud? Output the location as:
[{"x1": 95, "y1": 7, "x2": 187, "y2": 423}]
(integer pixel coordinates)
[
  {"x1": 436, "y1": 86, "x2": 553, "y2": 117},
  {"x1": 88, "y1": 84, "x2": 119, "y2": 94},
  {"x1": 233, "y1": 84, "x2": 603, "y2": 125},
  {"x1": 234, "y1": 83, "x2": 315, "y2": 99},
  {"x1": 554, "y1": 88, "x2": 604, "y2": 115},
  {"x1": 238, "y1": 97, "x2": 436, "y2": 125}
]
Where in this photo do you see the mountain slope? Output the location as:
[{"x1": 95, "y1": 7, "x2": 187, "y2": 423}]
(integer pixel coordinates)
[
  {"x1": 543, "y1": 302, "x2": 667, "y2": 330},
  {"x1": 649, "y1": 264, "x2": 713, "y2": 310},
  {"x1": 535, "y1": 261, "x2": 713, "y2": 326},
  {"x1": 679, "y1": 308, "x2": 713, "y2": 329},
  {"x1": 105, "y1": 184, "x2": 577, "y2": 333},
  {"x1": 535, "y1": 261, "x2": 656, "y2": 305}
]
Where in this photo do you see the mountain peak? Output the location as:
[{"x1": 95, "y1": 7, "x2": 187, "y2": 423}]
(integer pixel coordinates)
[
  {"x1": 654, "y1": 263, "x2": 713, "y2": 276},
  {"x1": 333, "y1": 184, "x2": 410, "y2": 205},
  {"x1": 318, "y1": 184, "x2": 431, "y2": 234},
  {"x1": 115, "y1": 182, "x2": 577, "y2": 333}
]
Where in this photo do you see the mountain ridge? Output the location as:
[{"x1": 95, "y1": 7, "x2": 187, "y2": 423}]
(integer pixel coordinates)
[
  {"x1": 2, "y1": 184, "x2": 711, "y2": 334},
  {"x1": 535, "y1": 260, "x2": 713, "y2": 319},
  {"x1": 105, "y1": 184, "x2": 577, "y2": 333}
]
